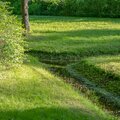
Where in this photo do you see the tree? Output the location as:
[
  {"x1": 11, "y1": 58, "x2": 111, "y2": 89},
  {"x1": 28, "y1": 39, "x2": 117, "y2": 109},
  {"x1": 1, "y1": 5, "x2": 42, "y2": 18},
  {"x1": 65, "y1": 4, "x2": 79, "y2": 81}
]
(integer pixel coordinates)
[{"x1": 21, "y1": 0, "x2": 30, "y2": 32}]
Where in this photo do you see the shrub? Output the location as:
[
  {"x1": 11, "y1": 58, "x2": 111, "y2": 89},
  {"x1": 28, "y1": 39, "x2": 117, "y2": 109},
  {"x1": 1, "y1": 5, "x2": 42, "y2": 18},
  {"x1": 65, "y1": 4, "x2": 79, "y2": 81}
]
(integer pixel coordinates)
[{"x1": 0, "y1": 1, "x2": 24, "y2": 67}]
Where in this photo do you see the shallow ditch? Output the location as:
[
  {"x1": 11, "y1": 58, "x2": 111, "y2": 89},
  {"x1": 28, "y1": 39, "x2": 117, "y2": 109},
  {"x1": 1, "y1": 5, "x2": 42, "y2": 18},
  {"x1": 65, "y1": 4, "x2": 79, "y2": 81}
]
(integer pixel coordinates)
[{"x1": 27, "y1": 51, "x2": 120, "y2": 116}]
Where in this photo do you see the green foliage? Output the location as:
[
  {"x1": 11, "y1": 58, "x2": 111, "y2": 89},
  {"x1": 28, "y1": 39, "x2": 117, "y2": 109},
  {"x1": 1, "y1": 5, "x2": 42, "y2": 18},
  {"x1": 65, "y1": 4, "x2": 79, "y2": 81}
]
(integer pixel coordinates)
[
  {"x1": 0, "y1": 1, "x2": 24, "y2": 67},
  {"x1": 29, "y1": 0, "x2": 61, "y2": 15},
  {"x1": 3, "y1": 0, "x2": 120, "y2": 17}
]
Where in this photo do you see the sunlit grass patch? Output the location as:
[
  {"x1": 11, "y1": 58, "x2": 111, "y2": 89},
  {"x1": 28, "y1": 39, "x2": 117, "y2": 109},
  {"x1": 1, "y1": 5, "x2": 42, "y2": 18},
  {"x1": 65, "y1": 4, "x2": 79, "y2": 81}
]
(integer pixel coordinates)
[{"x1": 0, "y1": 56, "x2": 115, "y2": 120}]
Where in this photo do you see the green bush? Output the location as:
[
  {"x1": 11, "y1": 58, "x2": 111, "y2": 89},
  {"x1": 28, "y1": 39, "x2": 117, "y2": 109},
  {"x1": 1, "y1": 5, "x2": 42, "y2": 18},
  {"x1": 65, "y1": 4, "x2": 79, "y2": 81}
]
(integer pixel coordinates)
[
  {"x1": 0, "y1": 2, "x2": 24, "y2": 67},
  {"x1": 29, "y1": 0, "x2": 61, "y2": 15}
]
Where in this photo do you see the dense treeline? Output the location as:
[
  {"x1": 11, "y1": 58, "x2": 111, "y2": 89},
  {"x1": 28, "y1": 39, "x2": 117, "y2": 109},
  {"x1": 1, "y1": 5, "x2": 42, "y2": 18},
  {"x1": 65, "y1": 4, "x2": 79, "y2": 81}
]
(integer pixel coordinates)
[{"x1": 2, "y1": 0, "x2": 120, "y2": 17}]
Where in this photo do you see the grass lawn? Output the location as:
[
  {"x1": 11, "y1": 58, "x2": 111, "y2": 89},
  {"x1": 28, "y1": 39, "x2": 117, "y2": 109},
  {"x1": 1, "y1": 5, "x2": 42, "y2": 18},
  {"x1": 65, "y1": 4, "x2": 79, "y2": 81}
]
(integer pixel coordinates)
[
  {"x1": 67, "y1": 55, "x2": 120, "y2": 111},
  {"x1": 0, "y1": 16, "x2": 120, "y2": 119},
  {"x1": 0, "y1": 56, "x2": 115, "y2": 120},
  {"x1": 27, "y1": 16, "x2": 120, "y2": 94},
  {"x1": 27, "y1": 16, "x2": 120, "y2": 112},
  {"x1": 28, "y1": 16, "x2": 120, "y2": 58}
]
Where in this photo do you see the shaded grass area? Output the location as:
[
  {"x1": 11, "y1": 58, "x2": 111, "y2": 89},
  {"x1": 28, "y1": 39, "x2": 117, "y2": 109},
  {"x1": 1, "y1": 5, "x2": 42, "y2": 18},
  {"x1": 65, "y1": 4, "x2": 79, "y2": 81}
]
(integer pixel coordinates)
[
  {"x1": 66, "y1": 55, "x2": 120, "y2": 112},
  {"x1": 0, "y1": 56, "x2": 115, "y2": 120},
  {"x1": 70, "y1": 55, "x2": 120, "y2": 96},
  {"x1": 28, "y1": 29, "x2": 120, "y2": 57},
  {"x1": 0, "y1": 107, "x2": 110, "y2": 120}
]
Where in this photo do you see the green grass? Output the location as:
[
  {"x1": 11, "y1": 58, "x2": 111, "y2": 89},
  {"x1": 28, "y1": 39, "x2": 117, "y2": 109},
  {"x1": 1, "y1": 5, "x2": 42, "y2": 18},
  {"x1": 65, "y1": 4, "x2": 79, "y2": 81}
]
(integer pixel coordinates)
[
  {"x1": 28, "y1": 16, "x2": 120, "y2": 58},
  {"x1": 71, "y1": 55, "x2": 120, "y2": 96},
  {"x1": 27, "y1": 16, "x2": 120, "y2": 95},
  {"x1": 87, "y1": 55, "x2": 120, "y2": 76},
  {"x1": 0, "y1": 56, "x2": 115, "y2": 120},
  {"x1": 67, "y1": 55, "x2": 120, "y2": 111},
  {"x1": 26, "y1": 16, "x2": 120, "y2": 112},
  {"x1": 1, "y1": 16, "x2": 120, "y2": 119}
]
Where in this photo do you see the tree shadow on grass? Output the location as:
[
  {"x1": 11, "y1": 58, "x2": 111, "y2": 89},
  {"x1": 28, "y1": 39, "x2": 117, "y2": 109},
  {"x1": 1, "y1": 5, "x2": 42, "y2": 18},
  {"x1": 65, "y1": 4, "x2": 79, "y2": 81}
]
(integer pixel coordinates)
[
  {"x1": 0, "y1": 107, "x2": 109, "y2": 120},
  {"x1": 32, "y1": 29, "x2": 120, "y2": 38},
  {"x1": 27, "y1": 28, "x2": 120, "y2": 65},
  {"x1": 28, "y1": 29, "x2": 120, "y2": 49},
  {"x1": 30, "y1": 16, "x2": 120, "y2": 24}
]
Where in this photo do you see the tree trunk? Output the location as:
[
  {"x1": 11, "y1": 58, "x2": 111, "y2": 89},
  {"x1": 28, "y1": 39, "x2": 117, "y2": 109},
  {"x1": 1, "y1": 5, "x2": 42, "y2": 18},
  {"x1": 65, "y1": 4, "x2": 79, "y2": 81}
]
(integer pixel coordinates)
[{"x1": 21, "y1": 0, "x2": 30, "y2": 32}]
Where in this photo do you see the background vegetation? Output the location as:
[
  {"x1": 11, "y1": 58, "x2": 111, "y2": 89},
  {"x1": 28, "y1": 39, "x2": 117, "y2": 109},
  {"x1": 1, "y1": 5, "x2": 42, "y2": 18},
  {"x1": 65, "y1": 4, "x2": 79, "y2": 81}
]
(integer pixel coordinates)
[
  {"x1": 0, "y1": 1, "x2": 24, "y2": 67},
  {"x1": 2, "y1": 0, "x2": 120, "y2": 17}
]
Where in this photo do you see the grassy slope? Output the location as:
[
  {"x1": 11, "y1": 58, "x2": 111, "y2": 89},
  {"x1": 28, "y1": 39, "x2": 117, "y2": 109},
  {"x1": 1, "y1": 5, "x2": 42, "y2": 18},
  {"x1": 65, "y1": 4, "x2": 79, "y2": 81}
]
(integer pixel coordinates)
[{"x1": 0, "y1": 56, "x2": 115, "y2": 120}]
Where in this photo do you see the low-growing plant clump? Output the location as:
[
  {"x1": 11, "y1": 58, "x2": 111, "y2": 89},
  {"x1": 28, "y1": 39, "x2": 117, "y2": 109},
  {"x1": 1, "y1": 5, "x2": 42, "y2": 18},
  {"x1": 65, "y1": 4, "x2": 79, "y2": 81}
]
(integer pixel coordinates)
[{"x1": 70, "y1": 55, "x2": 120, "y2": 96}]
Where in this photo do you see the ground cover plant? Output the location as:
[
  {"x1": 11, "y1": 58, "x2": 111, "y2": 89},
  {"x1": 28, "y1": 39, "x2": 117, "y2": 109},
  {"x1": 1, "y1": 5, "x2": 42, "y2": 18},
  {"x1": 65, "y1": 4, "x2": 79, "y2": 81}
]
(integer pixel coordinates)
[{"x1": 67, "y1": 55, "x2": 120, "y2": 111}]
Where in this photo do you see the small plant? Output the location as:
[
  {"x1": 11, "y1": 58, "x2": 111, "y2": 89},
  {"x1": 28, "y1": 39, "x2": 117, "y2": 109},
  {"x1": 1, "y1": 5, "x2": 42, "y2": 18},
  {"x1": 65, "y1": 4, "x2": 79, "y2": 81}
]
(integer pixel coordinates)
[{"x1": 0, "y1": 1, "x2": 24, "y2": 68}]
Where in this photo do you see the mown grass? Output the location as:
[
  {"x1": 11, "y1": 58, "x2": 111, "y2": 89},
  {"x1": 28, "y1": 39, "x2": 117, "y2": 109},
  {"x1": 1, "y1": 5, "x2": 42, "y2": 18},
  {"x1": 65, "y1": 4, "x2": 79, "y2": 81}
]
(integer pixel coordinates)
[
  {"x1": 0, "y1": 56, "x2": 116, "y2": 120},
  {"x1": 26, "y1": 16, "x2": 120, "y2": 113},
  {"x1": 28, "y1": 16, "x2": 120, "y2": 58},
  {"x1": 1, "y1": 16, "x2": 120, "y2": 119}
]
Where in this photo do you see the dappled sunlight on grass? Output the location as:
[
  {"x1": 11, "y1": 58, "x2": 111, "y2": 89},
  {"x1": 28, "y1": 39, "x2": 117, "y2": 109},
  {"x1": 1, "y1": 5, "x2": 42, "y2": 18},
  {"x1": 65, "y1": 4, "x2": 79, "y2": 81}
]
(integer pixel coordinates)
[
  {"x1": 27, "y1": 16, "x2": 120, "y2": 57},
  {"x1": 72, "y1": 55, "x2": 120, "y2": 96},
  {"x1": 1, "y1": 16, "x2": 120, "y2": 119},
  {"x1": 30, "y1": 16, "x2": 120, "y2": 32},
  {"x1": 98, "y1": 62, "x2": 120, "y2": 76},
  {"x1": 26, "y1": 16, "x2": 120, "y2": 115}
]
